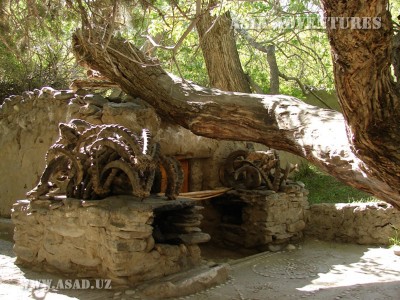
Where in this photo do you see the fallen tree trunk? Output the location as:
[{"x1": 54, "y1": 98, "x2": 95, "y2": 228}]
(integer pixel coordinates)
[{"x1": 72, "y1": 4, "x2": 400, "y2": 209}]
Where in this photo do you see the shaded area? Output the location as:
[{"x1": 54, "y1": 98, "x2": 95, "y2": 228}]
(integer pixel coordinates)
[{"x1": 1, "y1": 237, "x2": 400, "y2": 299}]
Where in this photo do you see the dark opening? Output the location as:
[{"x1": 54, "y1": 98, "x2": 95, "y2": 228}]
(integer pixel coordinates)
[
  {"x1": 213, "y1": 198, "x2": 246, "y2": 225},
  {"x1": 150, "y1": 168, "x2": 162, "y2": 194},
  {"x1": 152, "y1": 206, "x2": 196, "y2": 245}
]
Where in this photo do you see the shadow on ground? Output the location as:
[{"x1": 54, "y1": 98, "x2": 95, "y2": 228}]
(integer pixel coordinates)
[{"x1": 1, "y1": 237, "x2": 399, "y2": 299}]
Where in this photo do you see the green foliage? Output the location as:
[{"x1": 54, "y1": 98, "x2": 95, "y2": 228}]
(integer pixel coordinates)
[
  {"x1": 0, "y1": 0, "x2": 79, "y2": 101},
  {"x1": 1, "y1": 0, "x2": 398, "y2": 101},
  {"x1": 229, "y1": 0, "x2": 335, "y2": 94},
  {"x1": 389, "y1": 227, "x2": 400, "y2": 246},
  {"x1": 107, "y1": 1, "x2": 335, "y2": 92},
  {"x1": 293, "y1": 163, "x2": 378, "y2": 204}
]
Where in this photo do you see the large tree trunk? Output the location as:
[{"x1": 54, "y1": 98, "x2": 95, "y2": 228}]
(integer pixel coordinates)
[
  {"x1": 196, "y1": 11, "x2": 251, "y2": 92},
  {"x1": 393, "y1": 32, "x2": 400, "y2": 84},
  {"x1": 72, "y1": 0, "x2": 400, "y2": 209},
  {"x1": 321, "y1": 0, "x2": 400, "y2": 201}
]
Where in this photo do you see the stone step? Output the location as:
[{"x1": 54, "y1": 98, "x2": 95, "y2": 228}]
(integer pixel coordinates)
[{"x1": 133, "y1": 264, "x2": 229, "y2": 299}]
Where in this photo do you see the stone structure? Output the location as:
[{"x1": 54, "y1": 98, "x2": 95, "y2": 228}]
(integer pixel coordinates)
[
  {"x1": 201, "y1": 184, "x2": 309, "y2": 250},
  {"x1": 305, "y1": 202, "x2": 400, "y2": 245},
  {"x1": 0, "y1": 86, "x2": 299, "y2": 217},
  {"x1": 12, "y1": 196, "x2": 209, "y2": 286},
  {"x1": 3, "y1": 86, "x2": 312, "y2": 291}
]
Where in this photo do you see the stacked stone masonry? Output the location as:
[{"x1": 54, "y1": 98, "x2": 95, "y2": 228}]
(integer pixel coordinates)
[
  {"x1": 12, "y1": 196, "x2": 209, "y2": 286},
  {"x1": 201, "y1": 184, "x2": 309, "y2": 249},
  {"x1": 305, "y1": 202, "x2": 400, "y2": 245}
]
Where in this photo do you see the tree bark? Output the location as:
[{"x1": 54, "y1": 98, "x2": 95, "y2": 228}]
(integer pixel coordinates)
[
  {"x1": 393, "y1": 32, "x2": 400, "y2": 85},
  {"x1": 321, "y1": 0, "x2": 400, "y2": 203},
  {"x1": 72, "y1": 17, "x2": 400, "y2": 208},
  {"x1": 196, "y1": 11, "x2": 251, "y2": 92},
  {"x1": 266, "y1": 45, "x2": 280, "y2": 94}
]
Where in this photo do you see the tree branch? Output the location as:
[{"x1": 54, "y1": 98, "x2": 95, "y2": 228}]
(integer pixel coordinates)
[
  {"x1": 141, "y1": 0, "x2": 203, "y2": 56},
  {"x1": 72, "y1": 28, "x2": 400, "y2": 209},
  {"x1": 233, "y1": 18, "x2": 333, "y2": 108}
]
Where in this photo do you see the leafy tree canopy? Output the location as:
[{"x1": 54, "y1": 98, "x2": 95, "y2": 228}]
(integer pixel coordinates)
[{"x1": 2, "y1": 0, "x2": 398, "y2": 101}]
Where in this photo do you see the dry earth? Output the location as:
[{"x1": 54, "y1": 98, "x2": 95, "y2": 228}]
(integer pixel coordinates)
[{"x1": 1, "y1": 236, "x2": 399, "y2": 300}]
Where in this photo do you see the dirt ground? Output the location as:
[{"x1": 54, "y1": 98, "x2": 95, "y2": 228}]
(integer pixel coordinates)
[{"x1": 0, "y1": 237, "x2": 399, "y2": 300}]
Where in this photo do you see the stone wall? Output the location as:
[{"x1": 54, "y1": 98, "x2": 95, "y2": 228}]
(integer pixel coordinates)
[
  {"x1": 305, "y1": 202, "x2": 400, "y2": 245},
  {"x1": 201, "y1": 184, "x2": 309, "y2": 250},
  {"x1": 0, "y1": 87, "x2": 271, "y2": 217},
  {"x1": 11, "y1": 196, "x2": 208, "y2": 286}
]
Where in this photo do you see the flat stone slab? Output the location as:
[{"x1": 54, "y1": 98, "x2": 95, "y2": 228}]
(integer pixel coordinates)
[
  {"x1": 134, "y1": 264, "x2": 229, "y2": 299},
  {"x1": 31, "y1": 195, "x2": 200, "y2": 212}
]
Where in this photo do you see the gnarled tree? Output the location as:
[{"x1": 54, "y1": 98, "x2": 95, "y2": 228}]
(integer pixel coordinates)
[
  {"x1": 197, "y1": 10, "x2": 251, "y2": 92},
  {"x1": 72, "y1": 0, "x2": 400, "y2": 209}
]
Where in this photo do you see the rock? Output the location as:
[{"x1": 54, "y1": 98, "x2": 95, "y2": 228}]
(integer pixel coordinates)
[
  {"x1": 296, "y1": 181, "x2": 305, "y2": 188},
  {"x1": 268, "y1": 244, "x2": 283, "y2": 252},
  {"x1": 49, "y1": 202, "x2": 63, "y2": 210},
  {"x1": 287, "y1": 220, "x2": 306, "y2": 233},
  {"x1": 106, "y1": 239, "x2": 148, "y2": 252},
  {"x1": 70, "y1": 254, "x2": 101, "y2": 267},
  {"x1": 286, "y1": 244, "x2": 296, "y2": 251},
  {"x1": 280, "y1": 184, "x2": 301, "y2": 193},
  {"x1": 392, "y1": 245, "x2": 400, "y2": 256},
  {"x1": 155, "y1": 244, "x2": 182, "y2": 258},
  {"x1": 79, "y1": 104, "x2": 101, "y2": 115},
  {"x1": 178, "y1": 226, "x2": 202, "y2": 233},
  {"x1": 81, "y1": 206, "x2": 110, "y2": 227},
  {"x1": 48, "y1": 224, "x2": 85, "y2": 238},
  {"x1": 29, "y1": 200, "x2": 51, "y2": 210},
  {"x1": 41, "y1": 86, "x2": 57, "y2": 95},
  {"x1": 124, "y1": 290, "x2": 136, "y2": 295},
  {"x1": 53, "y1": 90, "x2": 75, "y2": 100},
  {"x1": 178, "y1": 232, "x2": 211, "y2": 244},
  {"x1": 83, "y1": 94, "x2": 108, "y2": 107},
  {"x1": 13, "y1": 245, "x2": 37, "y2": 262},
  {"x1": 109, "y1": 221, "x2": 153, "y2": 233},
  {"x1": 22, "y1": 91, "x2": 34, "y2": 99},
  {"x1": 62, "y1": 198, "x2": 82, "y2": 209},
  {"x1": 109, "y1": 229, "x2": 152, "y2": 239},
  {"x1": 75, "y1": 89, "x2": 90, "y2": 96},
  {"x1": 107, "y1": 88, "x2": 123, "y2": 101},
  {"x1": 69, "y1": 96, "x2": 85, "y2": 105},
  {"x1": 137, "y1": 264, "x2": 229, "y2": 299},
  {"x1": 173, "y1": 220, "x2": 202, "y2": 227}
]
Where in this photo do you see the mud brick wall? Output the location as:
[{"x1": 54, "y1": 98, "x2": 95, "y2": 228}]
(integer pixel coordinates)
[
  {"x1": 201, "y1": 184, "x2": 310, "y2": 249},
  {"x1": 11, "y1": 196, "x2": 207, "y2": 286},
  {"x1": 305, "y1": 202, "x2": 400, "y2": 245}
]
